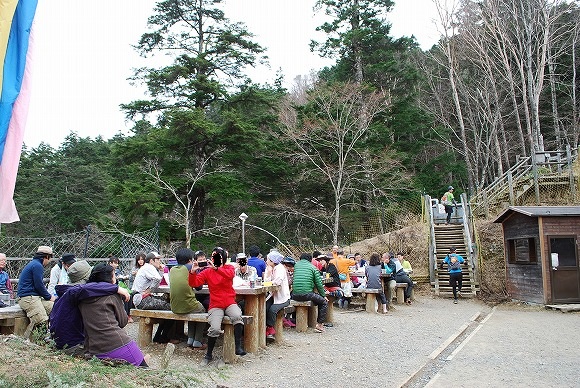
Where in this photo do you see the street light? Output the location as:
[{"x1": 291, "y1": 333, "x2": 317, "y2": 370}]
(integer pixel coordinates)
[{"x1": 239, "y1": 212, "x2": 248, "y2": 254}]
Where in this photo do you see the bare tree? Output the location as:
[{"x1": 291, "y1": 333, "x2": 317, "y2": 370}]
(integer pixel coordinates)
[
  {"x1": 280, "y1": 82, "x2": 390, "y2": 244},
  {"x1": 142, "y1": 148, "x2": 227, "y2": 247}
]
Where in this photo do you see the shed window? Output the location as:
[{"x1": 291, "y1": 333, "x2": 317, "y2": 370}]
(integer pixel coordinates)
[{"x1": 507, "y1": 238, "x2": 537, "y2": 264}]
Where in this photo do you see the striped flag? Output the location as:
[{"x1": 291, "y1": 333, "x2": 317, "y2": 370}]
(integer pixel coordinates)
[{"x1": 0, "y1": 0, "x2": 38, "y2": 223}]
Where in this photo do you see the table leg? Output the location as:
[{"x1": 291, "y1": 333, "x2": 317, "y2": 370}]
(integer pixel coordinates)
[
  {"x1": 258, "y1": 293, "x2": 267, "y2": 348},
  {"x1": 244, "y1": 295, "x2": 259, "y2": 353}
]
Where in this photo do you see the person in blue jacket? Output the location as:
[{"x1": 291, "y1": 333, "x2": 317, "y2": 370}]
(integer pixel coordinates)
[
  {"x1": 247, "y1": 245, "x2": 266, "y2": 277},
  {"x1": 441, "y1": 246, "x2": 465, "y2": 304},
  {"x1": 17, "y1": 245, "x2": 56, "y2": 338}
]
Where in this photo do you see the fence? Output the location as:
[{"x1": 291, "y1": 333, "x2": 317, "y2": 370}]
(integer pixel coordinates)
[{"x1": 2, "y1": 225, "x2": 159, "y2": 280}]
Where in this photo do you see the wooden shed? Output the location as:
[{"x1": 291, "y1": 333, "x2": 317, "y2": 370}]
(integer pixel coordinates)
[{"x1": 494, "y1": 206, "x2": 580, "y2": 304}]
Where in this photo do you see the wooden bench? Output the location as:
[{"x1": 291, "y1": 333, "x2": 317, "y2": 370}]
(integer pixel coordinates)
[
  {"x1": 0, "y1": 305, "x2": 29, "y2": 336},
  {"x1": 289, "y1": 301, "x2": 313, "y2": 333},
  {"x1": 130, "y1": 309, "x2": 253, "y2": 364},
  {"x1": 394, "y1": 282, "x2": 416, "y2": 303},
  {"x1": 351, "y1": 288, "x2": 381, "y2": 313}
]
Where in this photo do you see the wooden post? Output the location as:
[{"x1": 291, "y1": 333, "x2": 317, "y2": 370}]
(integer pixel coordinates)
[
  {"x1": 222, "y1": 324, "x2": 236, "y2": 364},
  {"x1": 365, "y1": 293, "x2": 376, "y2": 313},
  {"x1": 274, "y1": 310, "x2": 284, "y2": 343},
  {"x1": 138, "y1": 317, "x2": 154, "y2": 348},
  {"x1": 295, "y1": 305, "x2": 309, "y2": 333}
]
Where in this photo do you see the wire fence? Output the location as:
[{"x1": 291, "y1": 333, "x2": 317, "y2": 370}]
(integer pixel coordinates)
[{"x1": 2, "y1": 225, "x2": 159, "y2": 280}]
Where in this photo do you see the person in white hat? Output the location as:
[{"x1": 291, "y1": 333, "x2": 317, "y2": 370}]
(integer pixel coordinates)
[{"x1": 17, "y1": 245, "x2": 56, "y2": 338}]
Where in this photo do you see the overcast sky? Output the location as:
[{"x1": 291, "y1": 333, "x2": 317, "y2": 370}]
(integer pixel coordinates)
[{"x1": 24, "y1": 0, "x2": 440, "y2": 148}]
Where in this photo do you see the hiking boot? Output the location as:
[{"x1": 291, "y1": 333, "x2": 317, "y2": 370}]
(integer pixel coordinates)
[
  {"x1": 201, "y1": 356, "x2": 212, "y2": 366},
  {"x1": 453, "y1": 299, "x2": 458, "y2": 304}
]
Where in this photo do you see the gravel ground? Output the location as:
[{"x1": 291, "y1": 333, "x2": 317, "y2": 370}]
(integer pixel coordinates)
[{"x1": 126, "y1": 289, "x2": 580, "y2": 387}]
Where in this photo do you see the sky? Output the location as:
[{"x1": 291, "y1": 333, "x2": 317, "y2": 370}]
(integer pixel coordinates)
[{"x1": 24, "y1": 0, "x2": 440, "y2": 148}]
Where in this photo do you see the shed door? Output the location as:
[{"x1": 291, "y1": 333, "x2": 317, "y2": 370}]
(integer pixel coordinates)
[{"x1": 549, "y1": 237, "x2": 580, "y2": 303}]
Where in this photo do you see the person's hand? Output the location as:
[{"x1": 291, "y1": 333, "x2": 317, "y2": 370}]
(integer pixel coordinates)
[
  {"x1": 190, "y1": 261, "x2": 199, "y2": 273},
  {"x1": 117, "y1": 287, "x2": 130, "y2": 302},
  {"x1": 50, "y1": 295, "x2": 56, "y2": 302},
  {"x1": 324, "y1": 296, "x2": 329, "y2": 302}
]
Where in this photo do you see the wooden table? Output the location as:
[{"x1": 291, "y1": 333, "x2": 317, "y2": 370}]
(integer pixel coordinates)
[{"x1": 155, "y1": 284, "x2": 277, "y2": 352}]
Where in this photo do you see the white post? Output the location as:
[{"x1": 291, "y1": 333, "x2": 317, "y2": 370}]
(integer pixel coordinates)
[{"x1": 239, "y1": 213, "x2": 248, "y2": 254}]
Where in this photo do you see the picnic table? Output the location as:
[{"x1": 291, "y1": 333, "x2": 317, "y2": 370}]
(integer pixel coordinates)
[{"x1": 153, "y1": 284, "x2": 277, "y2": 352}]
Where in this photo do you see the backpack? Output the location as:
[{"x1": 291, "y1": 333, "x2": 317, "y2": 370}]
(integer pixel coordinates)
[{"x1": 441, "y1": 194, "x2": 448, "y2": 203}]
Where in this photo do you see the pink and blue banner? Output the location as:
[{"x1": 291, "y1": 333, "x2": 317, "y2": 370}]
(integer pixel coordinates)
[{"x1": 0, "y1": 0, "x2": 38, "y2": 223}]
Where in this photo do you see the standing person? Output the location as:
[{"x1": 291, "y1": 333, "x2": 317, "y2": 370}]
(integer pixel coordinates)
[
  {"x1": 365, "y1": 253, "x2": 388, "y2": 314},
  {"x1": 441, "y1": 186, "x2": 457, "y2": 225},
  {"x1": 394, "y1": 253, "x2": 414, "y2": 305},
  {"x1": 170, "y1": 248, "x2": 207, "y2": 350},
  {"x1": 188, "y1": 247, "x2": 247, "y2": 365},
  {"x1": 0, "y1": 253, "x2": 14, "y2": 298},
  {"x1": 17, "y1": 246, "x2": 57, "y2": 338},
  {"x1": 331, "y1": 249, "x2": 356, "y2": 309},
  {"x1": 78, "y1": 263, "x2": 148, "y2": 367},
  {"x1": 47, "y1": 253, "x2": 76, "y2": 297},
  {"x1": 247, "y1": 245, "x2": 266, "y2": 278},
  {"x1": 441, "y1": 247, "x2": 465, "y2": 304},
  {"x1": 265, "y1": 251, "x2": 290, "y2": 341},
  {"x1": 291, "y1": 253, "x2": 328, "y2": 333}
]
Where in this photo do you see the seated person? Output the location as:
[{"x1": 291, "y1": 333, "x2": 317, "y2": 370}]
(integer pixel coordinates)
[
  {"x1": 311, "y1": 251, "x2": 324, "y2": 271},
  {"x1": 331, "y1": 249, "x2": 356, "y2": 309},
  {"x1": 291, "y1": 252, "x2": 328, "y2": 333},
  {"x1": 192, "y1": 250, "x2": 210, "y2": 311},
  {"x1": 381, "y1": 253, "x2": 397, "y2": 305},
  {"x1": 365, "y1": 253, "x2": 388, "y2": 313},
  {"x1": 247, "y1": 245, "x2": 266, "y2": 278},
  {"x1": 17, "y1": 246, "x2": 56, "y2": 339},
  {"x1": 234, "y1": 253, "x2": 257, "y2": 284},
  {"x1": 400, "y1": 254, "x2": 413, "y2": 274},
  {"x1": 265, "y1": 251, "x2": 290, "y2": 341},
  {"x1": 49, "y1": 260, "x2": 129, "y2": 355},
  {"x1": 131, "y1": 251, "x2": 175, "y2": 343},
  {"x1": 78, "y1": 263, "x2": 148, "y2": 367},
  {"x1": 317, "y1": 254, "x2": 342, "y2": 297},
  {"x1": 189, "y1": 247, "x2": 247, "y2": 365},
  {"x1": 0, "y1": 253, "x2": 14, "y2": 298},
  {"x1": 394, "y1": 252, "x2": 414, "y2": 305},
  {"x1": 47, "y1": 253, "x2": 76, "y2": 297},
  {"x1": 169, "y1": 248, "x2": 207, "y2": 349}
]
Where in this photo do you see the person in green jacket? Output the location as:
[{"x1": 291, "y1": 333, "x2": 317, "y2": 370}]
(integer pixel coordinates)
[
  {"x1": 169, "y1": 248, "x2": 207, "y2": 349},
  {"x1": 291, "y1": 252, "x2": 328, "y2": 333}
]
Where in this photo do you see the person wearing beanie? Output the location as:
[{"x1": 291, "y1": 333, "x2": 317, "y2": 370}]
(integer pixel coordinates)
[
  {"x1": 265, "y1": 251, "x2": 290, "y2": 341},
  {"x1": 67, "y1": 260, "x2": 92, "y2": 285},
  {"x1": 17, "y1": 245, "x2": 56, "y2": 339},
  {"x1": 189, "y1": 247, "x2": 247, "y2": 365},
  {"x1": 49, "y1": 261, "x2": 130, "y2": 355}
]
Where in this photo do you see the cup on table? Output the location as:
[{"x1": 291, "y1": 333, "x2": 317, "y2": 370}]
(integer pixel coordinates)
[{"x1": 250, "y1": 280, "x2": 255, "y2": 288}]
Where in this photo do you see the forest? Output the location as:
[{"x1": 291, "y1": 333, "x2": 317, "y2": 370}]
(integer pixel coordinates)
[{"x1": 6, "y1": 0, "x2": 580, "y2": 252}]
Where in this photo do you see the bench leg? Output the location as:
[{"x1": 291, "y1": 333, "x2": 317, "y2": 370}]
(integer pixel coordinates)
[
  {"x1": 13, "y1": 317, "x2": 30, "y2": 336},
  {"x1": 295, "y1": 306, "x2": 308, "y2": 333},
  {"x1": 326, "y1": 296, "x2": 335, "y2": 323},
  {"x1": 307, "y1": 305, "x2": 317, "y2": 328},
  {"x1": 244, "y1": 296, "x2": 259, "y2": 353},
  {"x1": 138, "y1": 317, "x2": 154, "y2": 348},
  {"x1": 222, "y1": 325, "x2": 236, "y2": 364},
  {"x1": 396, "y1": 288, "x2": 405, "y2": 304},
  {"x1": 274, "y1": 310, "x2": 284, "y2": 343},
  {"x1": 365, "y1": 294, "x2": 376, "y2": 313}
]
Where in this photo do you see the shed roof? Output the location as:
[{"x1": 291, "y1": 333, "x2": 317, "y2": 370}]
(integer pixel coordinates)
[{"x1": 493, "y1": 206, "x2": 580, "y2": 223}]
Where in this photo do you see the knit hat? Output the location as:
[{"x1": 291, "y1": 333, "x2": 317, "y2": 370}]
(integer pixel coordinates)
[
  {"x1": 36, "y1": 245, "x2": 53, "y2": 255},
  {"x1": 67, "y1": 260, "x2": 92, "y2": 285},
  {"x1": 267, "y1": 251, "x2": 284, "y2": 265}
]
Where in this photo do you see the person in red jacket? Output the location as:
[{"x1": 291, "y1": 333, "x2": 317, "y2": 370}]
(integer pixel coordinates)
[{"x1": 189, "y1": 247, "x2": 246, "y2": 365}]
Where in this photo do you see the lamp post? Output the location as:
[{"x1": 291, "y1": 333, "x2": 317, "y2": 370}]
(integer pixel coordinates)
[{"x1": 239, "y1": 212, "x2": 248, "y2": 254}]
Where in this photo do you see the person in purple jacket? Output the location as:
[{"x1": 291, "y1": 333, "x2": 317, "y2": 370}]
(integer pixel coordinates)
[{"x1": 49, "y1": 260, "x2": 130, "y2": 355}]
